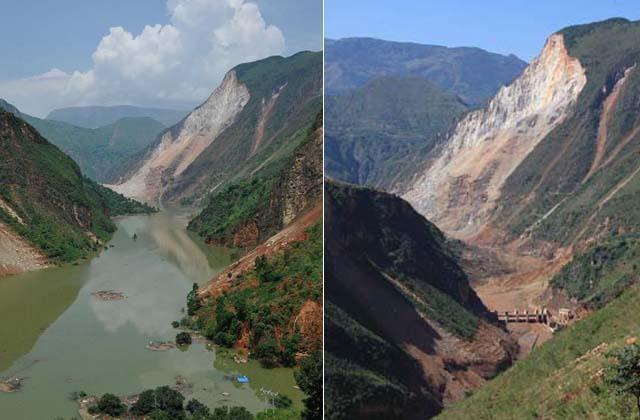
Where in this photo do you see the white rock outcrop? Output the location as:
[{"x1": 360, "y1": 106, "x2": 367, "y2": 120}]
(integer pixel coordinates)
[
  {"x1": 108, "y1": 71, "x2": 250, "y2": 204},
  {"x1": 404, "y1": 34, "x2": 587, "y2": 238}
]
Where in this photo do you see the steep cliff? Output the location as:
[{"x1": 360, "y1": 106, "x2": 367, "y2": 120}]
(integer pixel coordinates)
[
  {"x1": 0, "y1": 109, "x2": 153, "y2": 275},
  {"x1": 406, "y1": 19, "x2": 640, "y2": 253},
  {"x1": 109, "y1": 51, "x2": 322, "y2": 207},
  {"x1": 189, "y1": 113, "x2": 322, "y2": 247},
  {"x1": 108, "y1": 71, "x2": 251, "y2": 204},
  {"x1": 325, "y1": 181, "x2": 516, "y2": 419},
  {"x1": 404, "y1": 33, "x2": 587, "y2": 239}
]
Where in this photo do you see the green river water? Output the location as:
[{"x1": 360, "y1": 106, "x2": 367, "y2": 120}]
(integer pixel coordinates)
[{"x1": 0, "y1": 212, "x2": 303, "y2": 419}]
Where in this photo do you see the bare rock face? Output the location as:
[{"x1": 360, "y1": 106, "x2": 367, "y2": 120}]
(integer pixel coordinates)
[
  {"x1": 108, "y1": 71, "x2": 250, "y2": 205},
  {"x1": 404, "y1": 34, "x2": 587, "y2": 239}
]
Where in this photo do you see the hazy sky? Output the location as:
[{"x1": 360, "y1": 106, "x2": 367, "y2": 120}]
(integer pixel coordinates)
[
  {"x1": 0, "y1": 0, "x2": 322, "y2": 117},
  {"x1": 326, "y1": 0, "x2": 640, "y2": 61}
]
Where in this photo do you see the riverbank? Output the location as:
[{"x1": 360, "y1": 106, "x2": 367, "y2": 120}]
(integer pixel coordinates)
[{"x1": 0, "y1": 213, "x2": 292, "y2": 418}]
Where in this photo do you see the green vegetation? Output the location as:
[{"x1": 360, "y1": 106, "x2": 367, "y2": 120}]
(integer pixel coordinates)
[
  {"x1": 94, "y1": 393, "x2": 126, "y2": 417},
  {"x1": 86, "y1": 385, "x2": 294, "y2": 420},
  {"x1": 605, "y1": 343, "x2": 640, "y2": 418},
  {"x1": 176, "y1": 332, "x2": 192, "y2": 346},
  {"x1": 188, "y1": 178, "x2": 272, "y2": 244},
  {"x1": 187, "y1": 283, "x2": 202, "y2": 316},
  {"x1": 551, "y1": 234, "x2": 640, "y2": 308},
  {"x1": 437, "y1": 284, "x2": 640, "y2": 419},
  {"x1": 188, "y1": 107, "x2": 322, "y2": 247},
  {"x1": 23, "y1": 114, "x2": 166, "y2": 182},
  {"x1": 188, "y1": 223, "x2": 321, "y2": 368},
  {"x1": 0, "y1": 110, "x2": 154, "y2": 263},
  {"x1": 325, "y1": 76, "x2": 468, "y2": 190},
  {"x1": 294, "y1": 351, "x2": 322, "y2": 420}
]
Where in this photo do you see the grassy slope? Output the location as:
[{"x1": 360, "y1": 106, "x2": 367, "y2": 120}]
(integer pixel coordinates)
[
  {"x1": 438, "y1": 283, "x2": 640, "y2": 420},
  {"x1": 325, "y1": 76, "x2": 468, "y2": 190},
  {"x1": 0, "y1": 110, "x2": 153, "y2": 263},
  {"x1": 498, "y1": 18, "x2": 640, "y2": 244},
  {"x1": 551, "y1": 234, "x2": 640, "y2": 308}
]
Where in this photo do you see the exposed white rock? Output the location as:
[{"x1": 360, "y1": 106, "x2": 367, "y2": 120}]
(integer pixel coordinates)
[
  {"x1": 107, "y1": 71, "x2": 250, "y2": 204},
  {"x1": 404, "y1": 34, "x2": 587, "y2": 239}
]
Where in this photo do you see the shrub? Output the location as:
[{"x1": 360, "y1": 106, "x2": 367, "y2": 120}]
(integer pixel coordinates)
[
  {"x1": 131, "y1": 389, "x2": 156, "y2": 415},
  {"x1": 274, "y1": 394, "x2": 293, "y2": 409},
  {"x1": 187, "y1": 283, "x2": 202, "y2": 316},
  {"x1": 176, "y1": 332, "x2": 192, "y2": 346},
  {"x1": 186, "y1": 398, "x2": 210, "y2": 417},
  {"x1": 97, "y1": 393, "x2": 125, "y2": 417},
  {"x1": 295, "y1": 351, "x2": 322, "y2": 420}
]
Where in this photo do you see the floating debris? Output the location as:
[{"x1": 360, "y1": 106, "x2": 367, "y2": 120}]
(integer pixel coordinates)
[
  {"x1": 237, "y1": 375, "x2": 249, "y2": 384},
  {"x1": 0, "y1": 377, "x2": 24, "y2": 393},
  {"x1": 173, "y1": 375, "x2": 193, "y2": 393},
  {"x1": 92, "y1": 290, "x2": 126, "y2": 301},
  {"x1": 221, "y1": 392, "x2": 230, "y2": 397},
  {"x1": 145, "y1": 341, "x2": 176, "y2": 351}
]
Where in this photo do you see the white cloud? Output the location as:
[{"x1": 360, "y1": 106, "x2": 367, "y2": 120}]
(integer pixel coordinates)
[{"x1": 0, "y1": 0, "x2": 285, "y2": 117}]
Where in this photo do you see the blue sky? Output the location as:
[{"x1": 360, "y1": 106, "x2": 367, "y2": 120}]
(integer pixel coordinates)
[
  {"x1": 0, "y1": 0, "x2": 322, "y2": 116},
  {"x1": 325, "y1": 0, "x2": 640, "y2": 61}
]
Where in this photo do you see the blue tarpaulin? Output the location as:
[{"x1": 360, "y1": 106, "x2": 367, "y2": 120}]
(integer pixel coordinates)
[{"x1": 237, "y1": 376, "x2": 249, "y2": 383}]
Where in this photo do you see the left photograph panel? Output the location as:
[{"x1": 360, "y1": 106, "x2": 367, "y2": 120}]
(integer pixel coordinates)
[{"x1": 0, "y1": 1, "x2": 323, "y2": 419}]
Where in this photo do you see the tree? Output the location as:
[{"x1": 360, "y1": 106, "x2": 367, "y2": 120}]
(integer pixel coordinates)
[
  {"x1": 131, "y1": 389, "x2": 156, "y2": 415},
  {"x1": 176, "y1": 331, "x2": 192, "y2": 346},
  {"x1": 97, "y1": 393, "x2": 126, "y2": 417},
  {"x1": 154, "y1": 385, "x2": 185, "y2": 418},
  {"x1": 210, "y1": 406, "x2": 253, "y2": 420},
  {"x1": 149, "y1": 409, "x2": 172, "y2": 420},
  {"x1": 606, "y1": 343, "x2": 640, "y2": 418},
  {"x1": 254, "y1": 334, "x2": 279, "y2": 368},
  {"x1": 187, "y1": 283, "x2": 202, "y2": 316},
  {"x1": 186, "y1": 398, "x2": 210, "y2": 417},
  {"x1": 295, "y1": 351, "x2": 322, "y2": 420}
]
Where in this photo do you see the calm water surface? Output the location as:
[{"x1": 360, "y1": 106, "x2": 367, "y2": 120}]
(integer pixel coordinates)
[{"x1": 0, "y1": 212, "x2": 302, "y2": 419}]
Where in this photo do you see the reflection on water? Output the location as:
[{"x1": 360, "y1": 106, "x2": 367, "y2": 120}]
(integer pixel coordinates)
[{"x1": 0, "y1": 213, "x2": 296, "y2": 419}]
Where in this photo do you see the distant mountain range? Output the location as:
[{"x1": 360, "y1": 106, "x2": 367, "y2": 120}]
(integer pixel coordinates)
[
  {"x1": 47, "y1": 105, "x2": 188, "y2": 128},
  {"x1": 0, "y1": 100, "x2": 166, "y2": 183},
  {"x1": 325, "y1": 37, "x2": 527, "y2": 105}
]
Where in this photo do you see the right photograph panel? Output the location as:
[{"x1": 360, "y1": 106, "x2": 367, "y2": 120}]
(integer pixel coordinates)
[{"x1": 324, "y1": 1, "x2": 640, "y2": 418}]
